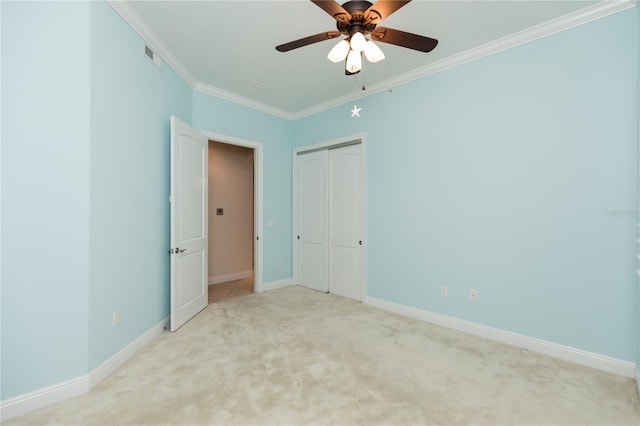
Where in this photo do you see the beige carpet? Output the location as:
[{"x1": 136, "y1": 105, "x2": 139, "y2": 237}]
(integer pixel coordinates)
[{"x1": 7, "y1": 286, "x2": 640, "y2": 425}]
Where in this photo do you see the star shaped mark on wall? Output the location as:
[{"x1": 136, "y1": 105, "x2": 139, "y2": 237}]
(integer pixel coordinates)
[{"x1": 351, "y1": 105, "x2": 361, "y2": 118}]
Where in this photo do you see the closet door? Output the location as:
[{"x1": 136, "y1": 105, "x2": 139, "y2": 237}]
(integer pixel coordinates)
[
  {"x1": 297, "y1": 150, "x2": 329, "y2": 292},
  {"x1": 328, "y1": 144, "x2": 363, "y2": 300}
]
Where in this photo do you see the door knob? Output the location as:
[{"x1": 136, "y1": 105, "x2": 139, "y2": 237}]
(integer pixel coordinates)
[{"x1": 176, "y1": 247, "x2": 186, "y2": 253}]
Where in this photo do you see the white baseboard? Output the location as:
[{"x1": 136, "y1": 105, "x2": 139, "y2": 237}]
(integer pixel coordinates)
[
  {"x1": 260, "y1": 278, "x2": 295, "y2": 292},
  {"x1": 208, "y1": 270, "x2": 253, "y2": 285},
  {"x1": 89, "y1": 317, "x2": 169, "y2": 388},
  {"x1": 0, "y1": 317, "x2": 169, "y2": 423},
  {"x1": 365, "y1": 296, "x2": 636, "y2": 378},
  {"x1": 0, "y1": 376, "x2": 89, "y2": 422}
]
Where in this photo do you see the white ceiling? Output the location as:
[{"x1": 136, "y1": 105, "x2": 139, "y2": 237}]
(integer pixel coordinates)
[{"x1": 118, "y1": 1, "x2": 624, "y2": 118}]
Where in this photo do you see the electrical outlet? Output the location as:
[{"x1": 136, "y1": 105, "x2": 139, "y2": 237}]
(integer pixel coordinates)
[
  {"x1": 440, "y1": 286, "x2": 448, "y2": 297},
  {"x1": 469, "y1": 289, "x2": 477, "y2": 301},
  {"x1": 113, "y1": 310, "x2": 120, "y2": 327}
]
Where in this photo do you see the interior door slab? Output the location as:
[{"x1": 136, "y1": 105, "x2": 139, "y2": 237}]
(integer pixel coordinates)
[{"x1": 170, "y1": 116, "x2": 208, "y2": 331}]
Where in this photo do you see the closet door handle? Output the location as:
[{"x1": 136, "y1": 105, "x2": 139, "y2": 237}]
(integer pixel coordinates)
[{"x1": 359, "y1": 241, "x2": 362, "y2": 245}]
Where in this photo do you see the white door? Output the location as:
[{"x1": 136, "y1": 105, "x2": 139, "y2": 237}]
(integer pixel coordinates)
[
  {"x1": 297, "y1": 150, "x2": 329, "y2": 292},
  {"x1": 170, "y1": 116, "x2": 208, "y2": 332},
  {"x1": 329, "y1": 144, "x2": 363, "y2": 300}
]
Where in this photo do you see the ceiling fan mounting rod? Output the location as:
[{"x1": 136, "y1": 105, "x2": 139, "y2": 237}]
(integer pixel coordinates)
[
  {"x1": 348, "y1": 24, "x2": 363, "y2": 36},
  {"x1": 342, "y1": 0, "x2": 373, "y2": 15}
]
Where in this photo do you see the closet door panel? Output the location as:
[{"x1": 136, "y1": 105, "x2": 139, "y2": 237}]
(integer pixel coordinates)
[
  {"x1": 329, "y1": 144, "x2": 363, "y2": 300},
  {"x1": 297, "y1": 150, "x2": 329, "y2": 292}
]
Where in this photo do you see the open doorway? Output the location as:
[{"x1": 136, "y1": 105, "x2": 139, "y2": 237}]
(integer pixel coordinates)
[{"x1": 207, "y1": 141, "x2": 255, "y2": 303}]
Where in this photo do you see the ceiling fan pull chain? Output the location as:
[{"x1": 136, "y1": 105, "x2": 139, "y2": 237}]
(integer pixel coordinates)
[{"x1": 362, "y1": 64, "x2": 366, "y2": 91}]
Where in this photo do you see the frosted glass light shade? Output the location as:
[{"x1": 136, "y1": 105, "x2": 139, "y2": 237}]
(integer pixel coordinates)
[
  {"x1": 363, "y1": 40, "x2": 385, "y2": 63},
  {"x1": 345, "y1": 49, "x2": 362, "y2": 73},
  {"x1": 349, "y1": 32, "x2": 366, "y2": 52},
  {"x1": 327, "y1": 40, "x2": 350, "y2": 63}
]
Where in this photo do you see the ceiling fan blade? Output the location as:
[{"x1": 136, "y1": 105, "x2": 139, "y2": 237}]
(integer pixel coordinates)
[
  {"x1": 276, "y1": 31, "x2": 342, "y2": 52},
  {"x1": 371, "y1": 27, "x2": 438, "y2": 52},
  {"x1": 311, "y1": 0, "x2": 351, "y2": 24},
  {"x1": 365, "y1": 0, "x2": 411, "y2": 24}
]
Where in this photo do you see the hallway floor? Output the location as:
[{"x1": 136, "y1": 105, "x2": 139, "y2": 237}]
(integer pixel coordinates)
[{"x1": 208, "y1": 277, "x2": 253, "y2": 304}]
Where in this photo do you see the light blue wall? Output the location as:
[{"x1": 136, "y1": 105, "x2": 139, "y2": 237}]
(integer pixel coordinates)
[
  {"x1": 1, "y1": 0, "x2": 194, "y2": 400},
  {"x1": 1, "y1": 0, "x2": 638, "y2": 405},
  {"x1": 192, "y1": 93, "x2": 293, "y2": 283},
  {"x1": 88, "y1": 1, "x2": 193, "y2": 369},
  {"x1": 293, "y1": 8, "x2": 639, "y2": 362},
  {"x1": 1, "y1": 2, "x2": 91, "y2": 399},
  {"x1": 637, "y1": 3, "x2": 640, "y2": 374}
]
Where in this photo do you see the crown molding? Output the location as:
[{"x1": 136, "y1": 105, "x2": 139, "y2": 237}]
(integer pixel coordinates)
[
  {"x1": 107, "y1": 0, "x2": 293, "y2": 119},
  {"x1": 193, "y1": 82, "x2": 295, "y2": 121},
  {"x1": 108, "y1": 0, "x2": 636, "y2": 122},
  {"x1": 106, "y1": 0, "x2": 197, "y2": 88},
  {"x1": 291, "y1": 0, "x2": 637, "y2": 120}
]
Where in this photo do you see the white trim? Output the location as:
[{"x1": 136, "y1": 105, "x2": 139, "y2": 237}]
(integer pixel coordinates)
[
  {"x1": 194, "y1": 83, "x2": 294, "y2": 121},
  {"x1": 291, "y1": 0, "x2": 637, "y2": 120},
  {"x1": 0, "y1": 376, "x2": 89, "y2": 422},
  {"x1": 88, "y1": 317, "x2": 169, "y2": 388},
  {"x1": 0, "y1": 317, "x2": 168, "y2": 423},
  {"x1": 293, "y1": 132, "x2": 368, "y2": 155},
  {"x1": 636, "y1": 367, "x2": 640, "y2": 400},
  {"x1": 108, "y1": 0, "x2": 635, "y2": 121},
  {"x1": 261, "y1": 278, "x2": 295, "y2": 292},
  {"x1": 365, "y1": 296, "x2": 636, "y2": 378},
  {"x1": 208, "y1": 270, "x2": 253, "y2": 285},
  {"x1": 200, "y1": 131, "x2": 264, "y2": 294},
  {"x1": 106, "y1": 0, "x2": 196, "y2": 87}
]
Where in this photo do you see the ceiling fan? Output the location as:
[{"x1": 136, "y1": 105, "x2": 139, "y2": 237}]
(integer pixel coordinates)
[{"x1": 275, "y1": 0, "x2": 438, "y2": 75}]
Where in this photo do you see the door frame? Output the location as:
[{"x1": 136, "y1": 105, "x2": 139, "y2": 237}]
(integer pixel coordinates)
[
  {"x1": 292, "y1": 132, "x2": 367, "y2": 301},
  {"x1": 201, "y1": 130, "x2": 264, "y2": 293}
]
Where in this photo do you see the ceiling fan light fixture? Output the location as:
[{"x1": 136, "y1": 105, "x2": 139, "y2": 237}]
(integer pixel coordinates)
[
  {"x1": 363, "y1": 40, "x2": 385, "y2": 63},
  {"x1": 345, "y1": 49, "x2": 362, "y2": 73},
  {"x1": 327, "y1": 39, "x2": 350, "y2": 63},
  {"x1": 349, "y1": 31, "x2": 366, "y2": 52}
]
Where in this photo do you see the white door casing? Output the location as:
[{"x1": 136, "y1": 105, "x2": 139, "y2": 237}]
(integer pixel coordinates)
[
  {"x1": 297, "y1": 150, "x2": 329, "y2": 292},
  {"x1": 170, "y1": 116, "x2": 208, "y2": 331},
  {"x1": 201, "y1": 130, "x2": 263, "y2": 294},
  {"x1": 328, "y1": 144, "x2": 363, "y2": 300}
]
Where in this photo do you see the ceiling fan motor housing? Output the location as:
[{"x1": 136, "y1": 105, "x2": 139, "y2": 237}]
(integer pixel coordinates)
[{"x1": 338, "y1": 0, "x2": 378, "y2": 35}]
